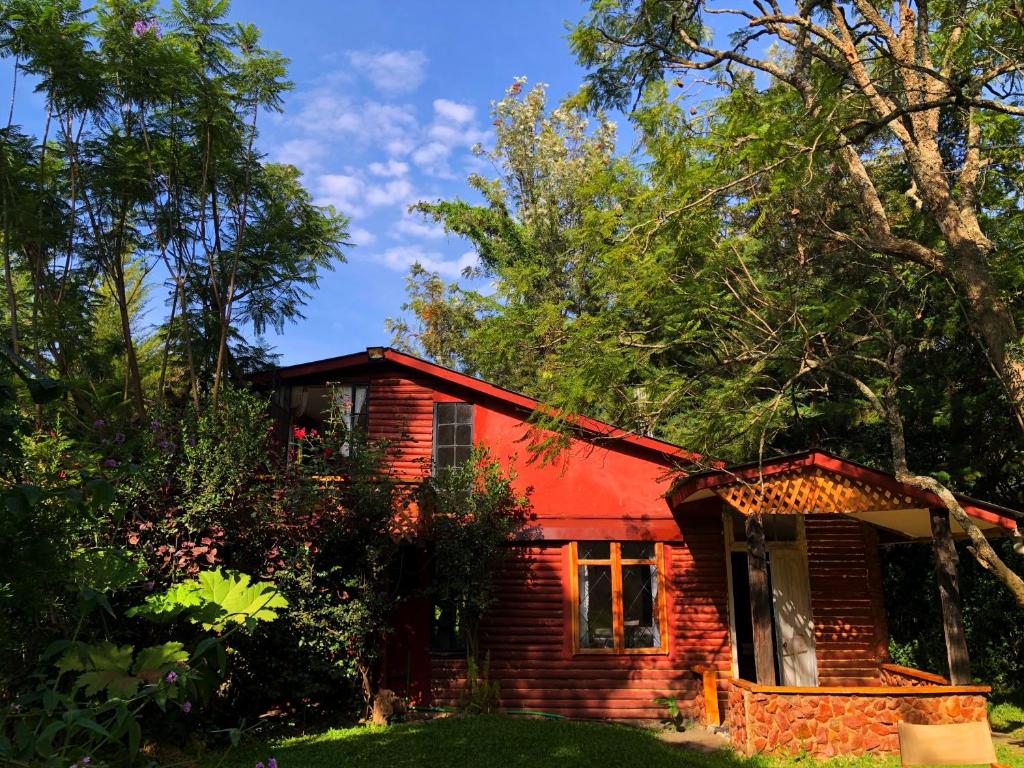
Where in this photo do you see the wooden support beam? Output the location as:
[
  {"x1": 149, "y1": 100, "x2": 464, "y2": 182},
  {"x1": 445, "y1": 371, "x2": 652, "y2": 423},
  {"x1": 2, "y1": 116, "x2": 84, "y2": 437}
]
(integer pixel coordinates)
[
  {"x1": 746, "y1": 513, "x2": 777, "y2": 686},
  {"x1": 692, "y1": 666, "x2": 721, "y2": 726},
  {"x1": 930, "y1": 508, "x2": 972, "y2": 685}
]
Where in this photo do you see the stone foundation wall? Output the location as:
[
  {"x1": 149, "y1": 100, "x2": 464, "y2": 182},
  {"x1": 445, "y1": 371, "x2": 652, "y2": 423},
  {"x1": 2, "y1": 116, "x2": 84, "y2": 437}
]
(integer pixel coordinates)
[
  {"x1": 727, "y1": 681, "x2": 989, "y2": 757},
  {"x1": 691, "y1": 679, "x2": 707, "y2": 725}
]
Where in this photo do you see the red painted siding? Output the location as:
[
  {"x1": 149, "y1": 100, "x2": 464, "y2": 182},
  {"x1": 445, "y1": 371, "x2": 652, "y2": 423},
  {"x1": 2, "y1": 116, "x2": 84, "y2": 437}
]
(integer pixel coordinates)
[
  {"x1": 805, "y1": 515, "x2": 888, "y2": 685},
  {"x1": 473, "y1": 404, "x2": 676, "y2": 536},
  {"x1": 428, "y1": 510, "x2": 733, "y2": 720},
  {"x1": 367, "y1": 375, "x2": 434, "y2": 480}
]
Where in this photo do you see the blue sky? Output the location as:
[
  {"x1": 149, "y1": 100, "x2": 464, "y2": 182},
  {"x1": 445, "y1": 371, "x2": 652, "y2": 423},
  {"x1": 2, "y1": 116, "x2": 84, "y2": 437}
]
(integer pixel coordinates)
[
  {"x1": 0, "y1": 0, "x2": 601, "y2": 365},
  {"x1": 243, "y1": 0, "x2": 601, "y2": 364}
]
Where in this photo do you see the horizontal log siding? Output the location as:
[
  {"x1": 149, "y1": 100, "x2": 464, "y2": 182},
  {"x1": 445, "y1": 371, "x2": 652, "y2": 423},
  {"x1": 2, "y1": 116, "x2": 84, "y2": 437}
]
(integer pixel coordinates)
[
  {"x1": 805, "y1": 515, "x2": 887, "y2": 686},
  {"x1": 367, "y1": 376, "x2": 434, "y2": 479},
  {"x1": 430, "y1": 513, "x2": 732, "y2": 719}
]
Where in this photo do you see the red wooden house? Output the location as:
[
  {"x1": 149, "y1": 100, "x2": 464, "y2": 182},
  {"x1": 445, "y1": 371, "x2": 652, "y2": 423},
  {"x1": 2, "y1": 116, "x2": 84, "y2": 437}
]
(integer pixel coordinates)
[{"x1": 255, "y1": 347, "x2": 1022, "y2": 756}]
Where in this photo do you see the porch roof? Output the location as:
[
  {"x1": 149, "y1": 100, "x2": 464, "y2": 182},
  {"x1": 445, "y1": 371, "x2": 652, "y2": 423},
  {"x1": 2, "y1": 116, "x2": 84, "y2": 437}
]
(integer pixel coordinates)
[{"x1": 667, "y1": 450, "x2": 1021, "y2": 540}]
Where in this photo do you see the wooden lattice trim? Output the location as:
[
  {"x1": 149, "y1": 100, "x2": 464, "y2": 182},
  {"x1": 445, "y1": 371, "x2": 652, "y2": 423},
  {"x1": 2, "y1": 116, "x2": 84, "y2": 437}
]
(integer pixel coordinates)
[{"x1": 715, "y1": 468, "x2": 915, "y2": 516}]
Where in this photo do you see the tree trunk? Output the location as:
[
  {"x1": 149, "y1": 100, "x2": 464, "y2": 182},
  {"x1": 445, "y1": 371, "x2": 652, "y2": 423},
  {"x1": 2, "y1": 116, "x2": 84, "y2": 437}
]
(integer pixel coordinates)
[
  {"x1": 904, "y1": 140, "x2": 1024, "y2": 432},
  {"x1": 949, "y1": 247, "x2": 1024, "y2": 432},
  {"x1": 929, "y1": 508, "x2": 972, "y2": 684},
  {"x1": 2, "y1": 236, "x2": 18, "y2": 354},
  {"x1": 157, "y1": 288, "x2": 177, "y2": 405},
  {"x1": 112, "y1": 257, "x2": 147, "y2": 420},
  {"x1": 745, "y1": 512, "x2": 777, "y2": 685}
]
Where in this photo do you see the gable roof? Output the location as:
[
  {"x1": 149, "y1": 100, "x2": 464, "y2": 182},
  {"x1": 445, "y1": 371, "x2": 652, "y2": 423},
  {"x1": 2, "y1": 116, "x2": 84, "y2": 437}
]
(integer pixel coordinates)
[
  {"x1": 251, "y1": 346, "x2": 698, "y2": 465},
  {"x1": 667, "y1": 449, "x2": 1021, "y2": 533}
]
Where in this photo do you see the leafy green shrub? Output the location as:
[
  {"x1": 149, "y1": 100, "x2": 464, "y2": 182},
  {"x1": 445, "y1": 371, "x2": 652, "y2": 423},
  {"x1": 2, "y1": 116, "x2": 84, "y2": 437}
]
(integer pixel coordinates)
[
  {"x1": 422, "y1": 450, "x2": 531, "y2": 664},
  {"x1": 653, "y1": 695, "x2": 685, "y2": 732},
  {"x1": 457, "y1": 654, "x2": 501, "y2": 715},
  {"x1": 1, "y1": 569, "x2": 285, "y2": 766},
  {"x1": 262, "y1": 387, "x2": 414, "y2": 715}
]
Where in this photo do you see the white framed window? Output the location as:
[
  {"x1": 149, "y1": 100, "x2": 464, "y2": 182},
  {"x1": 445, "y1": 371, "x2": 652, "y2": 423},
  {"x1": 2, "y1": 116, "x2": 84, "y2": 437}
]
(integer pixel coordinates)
[{"x1": 432, "y1": 402, "x2": 473, "y2": 471}]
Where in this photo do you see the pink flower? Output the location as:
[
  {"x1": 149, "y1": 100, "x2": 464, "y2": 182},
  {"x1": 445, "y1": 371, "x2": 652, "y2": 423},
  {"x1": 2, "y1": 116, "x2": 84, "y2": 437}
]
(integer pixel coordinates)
[
  {"x1": 132, "y1": 18, "x2": 160, "y2": 36},
  {"x1": 164, "y1": 670, "x2": 177, "y2": 684},
  {"x1": 292, "y1": 427, "x2": 307, "y2": 440},
  {"x1": 268, "y1": 759, "x2": 278, "y2": 768},
  {"x1": 182, "y1": 701, "x2": 192, "y2": 713}
]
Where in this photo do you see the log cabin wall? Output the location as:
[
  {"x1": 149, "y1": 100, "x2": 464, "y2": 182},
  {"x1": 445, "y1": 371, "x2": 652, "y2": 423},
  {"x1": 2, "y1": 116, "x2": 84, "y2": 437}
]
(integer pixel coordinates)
[
  {"x1": 805, "y1": 515, "x2": 889, "y2": 685},
  {"x1": 428, "y1": 509, "x2": 732, "y2": 720},
  {"x1": 367, "y1": 373, "x2": 443, "y2": 480}
]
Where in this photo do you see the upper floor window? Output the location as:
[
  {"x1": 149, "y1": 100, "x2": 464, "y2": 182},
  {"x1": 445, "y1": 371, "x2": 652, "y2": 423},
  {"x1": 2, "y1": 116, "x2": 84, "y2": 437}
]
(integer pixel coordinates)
[
  {"x1": 333, "y1": 383, "x2": 369, "y2": 451},
  {"x1": 433, "y1": 402, "x2": 473, "y2": 472},
  {"x1": 571, "y1": 541, "x2": 667, "y2": 654},
  {"x1": 287, "y1": 383, "x2": 368, "y2": 457}
]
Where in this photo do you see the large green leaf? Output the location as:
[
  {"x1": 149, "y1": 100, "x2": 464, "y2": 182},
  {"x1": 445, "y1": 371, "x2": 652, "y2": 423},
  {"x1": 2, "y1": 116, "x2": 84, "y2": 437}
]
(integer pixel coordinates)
[
  {"x1": 132, "y1": 642, "x2": 187, "y2": 684},
  {"x1": 128, "y1": 569, "x2": 287, "y2": 632},
  {"x1": 190, "y1": 569, "x2": 288, "y2": 631},
  {"x1": 125, "y1": 580, "x2": 203, "y2": 623},
  {"x1": 58, "y1": 642, "x2": 138, "y2": 698}
]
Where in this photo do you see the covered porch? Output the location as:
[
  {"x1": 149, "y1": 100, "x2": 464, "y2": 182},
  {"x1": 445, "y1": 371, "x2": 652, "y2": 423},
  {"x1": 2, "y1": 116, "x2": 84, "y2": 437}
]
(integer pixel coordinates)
[{"x1": 670, "y1": 450, "x2": 1021, "y2": 756}]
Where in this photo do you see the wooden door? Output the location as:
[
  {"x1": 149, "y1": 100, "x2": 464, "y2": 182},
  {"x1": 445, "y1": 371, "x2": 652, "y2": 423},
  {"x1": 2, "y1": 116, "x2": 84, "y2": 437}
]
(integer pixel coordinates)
[{"x1": 770, "y1": 549, "x2": 818, "y2": 686}]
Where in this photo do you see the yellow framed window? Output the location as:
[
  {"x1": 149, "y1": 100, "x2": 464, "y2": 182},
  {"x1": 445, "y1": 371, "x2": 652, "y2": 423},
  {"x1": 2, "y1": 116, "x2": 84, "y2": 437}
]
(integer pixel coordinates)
[{"x1": 570, "y1": 541, "x2": 668, "y2": 654}]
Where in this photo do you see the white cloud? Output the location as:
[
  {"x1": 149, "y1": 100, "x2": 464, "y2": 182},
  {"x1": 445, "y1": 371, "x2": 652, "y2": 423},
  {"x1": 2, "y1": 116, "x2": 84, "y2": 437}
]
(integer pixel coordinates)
[
  {"x1": 364, "y1": 178, "x2": 415, "y2": 207},
  {"x1": 314, "y1": 173, "x2": 418, "y2": 217},
  {"x1": 408, "y1": 99, "x2": 489, "y2": 177},
  {"x1": 368, "y1": 159, "x2": 410, "y2": 177},
  {"x1": 316, "y1": 173, "x2": 365, "y2": 216},
  {"x1": 349, "y1": 227, "x2": 377, "y2": 246},
  {"x1": 288, "y1": 80, "x2": 419, "y2": 158},
  {"x1": 433, "y1": 98, "x2": 475, "y2": 124},
  {"x1": 274, "y1": 138, "x2": 328, "y2": 169},
  {"x1": 373, "y1": 246, "x2": 478, "y2": 278},
  {"x1": 393, "y1": 211, "x2": 446, "y2": 240},
  {"x1": 348, "y1": 49, "x2": 428, "y2": 94},
  {"x1": 411, "y1": 141, "x2": 452, "y2": 176}
]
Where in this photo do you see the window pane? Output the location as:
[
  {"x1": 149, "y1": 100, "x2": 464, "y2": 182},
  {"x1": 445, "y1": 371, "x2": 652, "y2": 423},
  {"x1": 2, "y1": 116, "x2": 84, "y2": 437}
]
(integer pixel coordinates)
[
  {"x1": 622, "y1": 564, "x2": 660, "y2": 648},
  {"x1": 353, "y1": 385, "x2": 368, "y2": 415},
  {"x1": 578, "y1": 541, "x2": 610, "y2": 560},
  {"x1": 453, "y1": 446, "x2": 472, "y2": 467},
  {"x1": 436, "y1": 403, "x2": 456, "y2": 424},
  {"x1": 353, "y1": 385, "x2": 369, "y2": 432},
  {"x1": 578, "y1": 565, "x2": 614, "y2": 648},
  {"x1": 621, "y1": 541, "x2": 655, "y2": 560},
  {"x1": 437, "y1": 424, "x2": 455, "y2": 445},
  {"x1": 455, "y1": 424, "x2": 472, "y2": 446},
  {"x1": 436, "y1": 446, "x2": 455, "y2": 468},
  {"x1": 455, "y1": 403, "x2": 473, "y2": 423}
]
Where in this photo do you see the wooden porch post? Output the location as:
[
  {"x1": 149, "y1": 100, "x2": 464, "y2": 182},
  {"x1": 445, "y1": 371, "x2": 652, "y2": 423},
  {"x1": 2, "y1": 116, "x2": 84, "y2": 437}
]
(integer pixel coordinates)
[
  {"x1": 745, "y1": 512, "x2": 777, "y2": 685},
  {"x1": 929, "y1": 508, "x2": 972, "y2": 685}
]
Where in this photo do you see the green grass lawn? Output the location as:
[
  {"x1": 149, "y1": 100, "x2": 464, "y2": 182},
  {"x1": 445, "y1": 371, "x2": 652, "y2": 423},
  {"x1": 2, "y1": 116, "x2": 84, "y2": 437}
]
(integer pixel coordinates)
[
  {"x1": 991, "y1": 693, "x2": 1024, "y2": 740},
  {"x1": 197, "y1": 714, "x2": 1024, "y2": 768}
]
